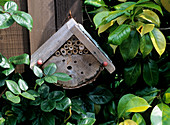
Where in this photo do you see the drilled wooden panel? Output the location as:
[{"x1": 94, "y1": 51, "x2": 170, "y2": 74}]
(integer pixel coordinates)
[
  {"x1": 56, "y1": 0, "x2": 83, "y2": 29},
  {"x1": 43, "y1": 54, "x2": 101, "y2": 88},
  {"x1": 28, "y1": 0, "x2": 56, "y2": 54},
  {"x1": 0, "y1": 0, "x2": 29, "y2": 73}
]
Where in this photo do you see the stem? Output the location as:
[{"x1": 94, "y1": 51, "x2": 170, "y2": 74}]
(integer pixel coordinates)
[
  {"x1": 0, "y1": 88, "x2": 7, "y2": 98},
  {"x1": 64, "y1": 106, "x2": 72, "y2": 123},
  {"x1": 34, "y1": 83, "x2": 38, "y2": 90}
]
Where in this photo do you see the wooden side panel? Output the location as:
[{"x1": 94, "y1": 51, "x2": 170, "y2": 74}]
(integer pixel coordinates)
[
  {"x1": 0, "y1": 0, "x2": 29, "y2": 73},
  {"x1": 56, "y1": 0, "x2": 83, "y2": 29},
  {"x1": 27, "y1": 0, "x2": 56, "y2": 54}
]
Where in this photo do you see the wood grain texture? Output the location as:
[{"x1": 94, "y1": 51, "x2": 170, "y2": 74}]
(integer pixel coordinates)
[
  {"x1": 56, "y1": 0, "x2": 83, "y2": 29},
  {"x1": 0, "y1": 0, "x2": 29, "y2": 73},
  {"x1": 30, "y1": 19, "x2": 77, "y2": 68},
  {"x1": 43, "y1": 54, "x2": 101, "y2": 88},
  {"x1": 27, "y1": 0, "x2": 56, "y2": 54},
  {"x1": 70, "y1": 25, "x2": 115, "y2": 73}
]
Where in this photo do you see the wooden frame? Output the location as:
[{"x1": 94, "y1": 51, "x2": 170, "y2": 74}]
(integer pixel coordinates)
[{"x1": 30, "y1": 18, "x2": 115, "y2": 74}]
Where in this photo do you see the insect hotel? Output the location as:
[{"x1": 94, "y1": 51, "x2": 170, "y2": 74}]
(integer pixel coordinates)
[{"x1": 30, "y1": 18, "x2": 115, "y2": 89}]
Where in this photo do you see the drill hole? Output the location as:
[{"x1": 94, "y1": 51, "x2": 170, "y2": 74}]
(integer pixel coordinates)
[
  {"x1": 62, "y1": 59, "x2": 65, "y2": 62},
  {"x1": 67, "y1": 66, "x2": 72, "y2": 70},
  {"x1": 74, "y1": 61, "x2": 77, "y2": 63},
  {"x1": 81, "y1": 72, "x2": 84, "y2": 74},
  {"x1": 89, "y1": 63, "x2": 92, "y2": 66}
]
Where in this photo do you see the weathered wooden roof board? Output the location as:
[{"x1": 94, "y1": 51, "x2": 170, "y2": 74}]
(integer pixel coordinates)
[{"x1": 31, "y1": 18, "x2": 115, "y2": 73}]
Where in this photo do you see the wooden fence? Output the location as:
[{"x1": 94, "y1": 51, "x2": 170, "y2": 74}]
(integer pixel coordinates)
[{"x1": 0, "y1": 0, "x2": 83, "y2": 72}]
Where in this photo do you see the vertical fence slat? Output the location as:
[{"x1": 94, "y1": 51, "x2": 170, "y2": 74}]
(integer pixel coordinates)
[
  {"x1": 28, "y1": 0, "x2": 56, "y2": 54},
  {"x1": 0, "y1": 0, "x2": 29, "y2": 73}
]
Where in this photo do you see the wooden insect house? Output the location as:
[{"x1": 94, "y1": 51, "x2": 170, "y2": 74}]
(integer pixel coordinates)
[{"x1": 30, "y1": 18, "x2": 115, "y2": 89}]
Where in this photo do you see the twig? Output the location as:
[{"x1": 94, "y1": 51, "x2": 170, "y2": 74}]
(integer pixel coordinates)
[
  {"x1": 0, "y1": 88, "x2": 7, "y2": 98},
  {"x1": 84, "y1": 5, "x2": 94, "y2": 25},
  {"x1": 159, "y1": 27, "x2": 170, "y2": 30}
]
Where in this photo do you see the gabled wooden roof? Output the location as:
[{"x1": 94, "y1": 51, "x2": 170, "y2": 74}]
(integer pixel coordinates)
[{"x1": 30, "y1": 18, "x2": 115, "y2": 73}]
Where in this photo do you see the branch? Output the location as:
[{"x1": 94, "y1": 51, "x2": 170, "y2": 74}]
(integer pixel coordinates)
[
  {"x1": 159, "y1": 27, "x2": 170, "y2": 30},
  {"x1": 0, "y1": 88, "x2": 7, "y2": 98}
]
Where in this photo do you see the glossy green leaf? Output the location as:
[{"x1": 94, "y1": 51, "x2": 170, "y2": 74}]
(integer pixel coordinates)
[
  {"x1": 120, "y1": 30, "x2": 140, "y2": 61},
  {"x1": 124, "y1": 62, "x2": 141, "y2": 86},
  {"x1": 36, "y1": 79, "x2": 44, "y2": 86},
  {"x1": 0, "y1": 6, "x2": 3, "y2": 12},
  {"x1": 140, "y1": 34, "x2": 153, "y2": 58},
  {"x1": 30, "y1": 97, "x2": 42, "y2": 106},
  {"x1": 5, "y1": 91, "x2": 20, "y2": 103},
  {"x1": 53, "y1": 72, "x2": 72, "y2": 81},
  {"x1": 40, "y1": 113, "x2": 55, "y2": 125},
  {"x1": 88, "y1": 87, "x2": 113, "y2": 104},
  {"x1": 9, "y1": 53, "x2": 30, "y2": 65},
  {"x1": 104, "y1": 10, "x2": 125, "y2": 24},
  {"x1": 41, "y1": 99, "x2": 56, "y2": 112},
  {"x1": 56, "y1": 97, "x2": 71, "y2": 111},
  {"x1": 161, "y1": 0, "x2": 170, "y2": 12},
  {"x1": 84, "y1": 0, "x2": 106, "y2": 7},
  {"x1": 78, "y1": 118, "x2": 96, "y2": 125},
  {"x1": 136, "y1": 2, "x2": 163, "y2": 15},
  {"x1": 66, "y1": 122, "x2": 75, "y2": 125},
  {"x1": 114, "y1": 2, "x2": 136, "y2": 10},
  {"x1": 89, "y1": 6, "x2": 109, "y2": 14},
  {"x1": 119, "y1": 119, "x2": 137, "y2": 125},
  {"x1": 2, "y1": 63, "x2": 15, "y2": 76},
  {"x1": 4, "y1": 1, "x2": 18, "y2": 14},
  {"x1": 0, "y1": 115, "x2": 5, "y2": 125},
  {"x1": 143, "y1": 59, "x2": 159, "y2": 86},
  {"x1": 136, "y1": 22, "x2": 155, "y2": 36},
  {"x1": 0, "y1": 0, "x2": 10, "y2": 6},
  {"x1": 38, "y1": 84, "x2": 49, "y2": 98},
  {"x1": 12, "y1": 11, "x2": 33, "y2": 31},
  {"x1": 48, "y1": 91, "x2": 65, "y2": 101},
  {"x1": 98, "y1": 21, "x2": 114, "y2": 35},
  {"x1": 151, "y1": 103, "x2": 170, "y2": 125},
  {"x1": 44, "y1": 63, "x2": 57, "y2": 75},
  {"x1": 0, "y1": 53, "x2": 10, "y2": 68},
  {"x1": 118, "y1": 94, "x2": 136, "y2": 118},
  {"x1": 44, "y1": 75, "x2": 57, "y2": 83},
  {"x1": 18, "y1": 79, "x2": 28, "y2": 91},
  {"x1": 27, "y1": 90, "x2": 40, "y2": 97},
  {"x1": 33, "y1": 65, "x2": 43, "y2": 78},
  {"x1": 6, "y1": 80, "x2": 21, "y2": 94},
  {"x1": 163, "y1": 87, "x2": 170, "y2": 104},
  {"x1": 132, "y1": 113, "x2": 146, "y2": 125},
  {"x1": 149, "y1": 28, "x2": 166, "y2": 56},
  {"x1": 0, "y1": 13, "x2": 14, "y2": 29},
  {"x1": 108, "y1": 24, "x2": 131, "y2": 45},
  {"x1": 93, "y1": 11, "x2": 110, "y2": 28},
  {"x1": 138, "y1": 9, "x2": 160, "y2": 27},
  {"x1": 21, "y1": 92, "x2": 35, "y2": 100}
]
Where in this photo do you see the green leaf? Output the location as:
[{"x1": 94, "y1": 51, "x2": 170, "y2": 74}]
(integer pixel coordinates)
[
  {"x1": 84, "y1": 0, "x2": 106, "y2": 7},
  {"x1": 5, "y1": 91, "x2": 20, "y2": 103},
  {"x1": 93, "y1": 11, "x2": 110, "y2": 28},
  {"x1": 0, "y1": 53, "x2": 10, "y2": 68},
  {"x1": 151, "y1": 103, "x2": 170, "y2": 125},
  {"x1": 53, "y1": 73, "x2": 72, "y2": 81},
  {"x1": 163, "y1": 87, "x2": 170, "y2": 104},
  {"x1": 108, "y1": 24, "x2": 131, "y2": 45},
  {"x1": 0, "y1": 6, "x2": 3, "y2": 12},
  {"x1": 136, "y1": 2, "x2": 163, "y2": 15},
  {"x1": 136, "y1": 22, "x2": 155, "y2": 36},
  {"x1": 9, "y1": 53, "x2": 30, "y2": 65},
  {"x1": 44, "y1": 63, "x2": 57, "y2": 75},
  {"x1": 132, "y1": 113, "x2": 146, "y2": 125},
  {"x1": 36, "y1": 79, "x2": 44, "y2": 86},
  {"x1": 104, "y1": 10, "x2": 125, "y2": 24},
  {"x1": 0, "y1": 0, "x2": 10, "y2": 6},
  {"x1": 30, "y1": 97, "x2": 42, "y2": 106},
  {"x1": 143, "y1": 59, "x2": 159, "y2": 86},
  {"x1": 149, "y1": 28, "x2": 166, "y2": 56},
  {"x1": 78, "y1": 118, "x2": 96, "y2": 125},
  {"x1": 44, "y1": 75, "x2": 57, "y2": 83},
  {"x1": 4, "y1": 1, "x2": 18, "y2": 14},
  {"x1": 48, "y1": 91, "x2": 65, "y2": 101},
  {"x1": 120, "y1": 30, "x2": 140, "y2": 61},
  {"x1": 161, "y1": 0, "x2": 170, "y2": 12},
  {"x1": 27, "y1": 90, "x2": 40, "y2": 97},
  {"x1": 56, "y1": 97, "x2": 71, "y2": 111},
  {"x1": 6, "y1": 80, "x2": 21, "y2": 94},
  {"x1": 140, "y1": 34, "x2": 153, "y2": 58},
  {"x1": 38, "y1": 84, "x2": 49, "y2": 98},
  {"x1": 124, "y1": 62, "x2": 141, "y2": 86},
  {"x1": 18, "y1": 79, "x2": 28, "y2": 91},
  {"x1": 119, "y1": 119, "x2": 137, "y2": 125},
  {"x1": 12, "y1": 11, "x2": 33, "y2": 31},
  {"x1": 0, "y1": 115, "x2": 5, "y2": 125},
  {"x1": 41, "y1": 99, "x2": 56, "y2": 112},
  {"x1": 0, "y1": 13, "x2": 14, "y2": 29},
  {"x1": 88, "y1": 87, "x2": 113, "y2": 104},
  {"x1": 2, "y1": 63, "x2": 15, "y2": 76},
  {"x1": 114, "y1": 2, "x2": 136, "y2": 10},
  {"x1": 138, "y1": 9, "x2": 160, "y2": 27},
  {"x1": 21, "y1": 92, "x2": 35, "y2": 100},
  {"x1": 40, "y1": 113, "x2": 55, "y2": 125},
  {"x1": 33, "y1": 65, "x2": 43, "y2": 78}
]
